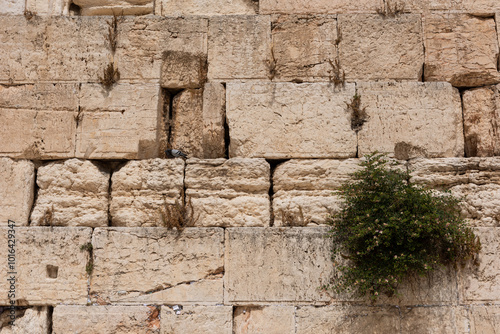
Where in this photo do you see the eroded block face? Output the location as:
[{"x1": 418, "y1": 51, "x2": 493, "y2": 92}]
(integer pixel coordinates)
[
  {"x1": 91, "y1": 227, "x2": 224, "y2": 304},
  {"x1": 469, "y1": 305, "x2": 500, "y2": 334},
  {"x1": 0, "y1": 307, "x2": 50, "y2": 334},
  {"x1": 201, "y1": 82, "x2": 226, "y2": 159},
  {"x1": 226, "y1": 82, "x2": 357, "y2": 158},
  {"x1": 0, "y1": 83, "x2": 78, "y2": 111},
  {"x1": 161, "y1": 306, "x2": 232, "y2": 334},
  {"x1": 155, "y1": 0, "x2": 257, "y2": 16},
  {"x1": 110, "y1": 159, "x2": 185, "y2": 227},
  {"x1": 161, "y1": 51, "x2": 207, "y2": 90},
  {"x1": 73, "y1": 0, "x2": 153, "y2": 15},
  {"x1": 0, "y1": 227, "x2": 92, "y2": 305},
  {"x1": 260, "y1": 0, "x2": 383, "y2": 14},
  {"x1": 185, "y1": 158, "x2": 270, "y2": 227},
  {"x1": 233, "y1": 306, "x2": 295, "y2": 334},
  {"x1": 0, "y1": 0, "x2": 25, "y2": 14},
  {"x1": 400, "y1": 307, "x2": 463, "y2": 334}
]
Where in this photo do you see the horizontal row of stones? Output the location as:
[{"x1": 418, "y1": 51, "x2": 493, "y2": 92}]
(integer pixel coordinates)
[
  {"x1": 2, "y1": 157, "x2": 499, "y2": 228},
  {"x1": 7, "y1": 304, "x2": 500, "y2": 334},
  {"x1": 0, "y1": 14, "x2": 499, "y2": 86},
  {"x1": 0, "y1": 227, "x2": 498, "y2": 306}
]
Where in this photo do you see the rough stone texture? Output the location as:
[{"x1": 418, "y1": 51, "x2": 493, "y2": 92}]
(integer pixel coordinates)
[
  {"x1": 161, "y1": 306, "x2": 232, "y2": 334},
  {"x1": 462, "y1": 85, "x2": 500, "y2": 157},
  {"x1": 202, "y1": 82, "x2": 226, "y2": 159},
  {"x1": 76, "y1": 83, "x2": 160, "y2": 159},
  {"x1": 25, "y1": 0, "x2": 71, "y2": 15},
  {"x1": 0, "y1": 0, "x2": 25, "y2": 14},
  {"x1": 161, "y1": 51, "x2": 207, "y2": 90},
  {"x1": 469, "y1": 305, "x2": 500, "y2": 334},
  {"x1": 110, "y1": 159, "x2": 184, "y2": 227},
  {"x1": 155, "y1": 0, "x2": 257, "y2": 16},
  {"x1": 271, "y1": 15, "x2": 338, "y2": 82},
  {"x1": 339, "y1": 14, "x2": 424, "y2": 81},
  {"x1": 208, "y1": 16, "x2": 271, "y2": 80},
  {"x1": 73, "y1": 0, "x2": 153, "y2": 15},
  {"x1": 52, "y1": 306, "x2": 159, "y2": 334},
  {"x1": 400, "y1": 307, "x2": 462, "y2": 333},
  {"x1": 91, "y1": 227, "x2": 224, "y2": 304},
  {"x1": 0, "y1": 227, "x2": 92, "y2": 305},
  {"x1": 0, "y1": 83, "x2": 78, "y2": 111},
  {"x1": 30, "y1": 159, "x2": 109, "y2": 227},
  {"x1": 0, "y1": 158, "x2": 35, "y2": 226},
  {"x1": 227, "y1": 82, "x2": 357, "y2": 159},
  {"x1": 357, "y1": 82, "x2": 464, "y2": 158},
  {"x1": 0, "y1": 307, "x2": 50, "y2": 334},
  {"x1": 185, "y1": 159, "x2": 270, "y2": 227},
  {"x1": 464, "y1": 0, "x2": 500, "y2": 14},
  {"x1": 260, "y1": 0, "x2": 383, "y2": 14},
  {"x1": 424, "y1": 13, "x2": 500, "y2": 87},
  {"x1": 225, "y1": 227, "x2": 334, "y2": 303},
  {"x1": 233, "y1": 306, "x2": 295, "y2": 334}
]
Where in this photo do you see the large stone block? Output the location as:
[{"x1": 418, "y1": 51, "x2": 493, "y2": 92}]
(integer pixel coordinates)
[
  {"x1": 469, "y1": 305, "x2": 500, "y2": 334},
  {"x1": 357, "y1": 82, "x2": 464, "y2": 158},
  {"x1": 201, "y1": 82, "x2": 226, "y2": 159},
  {"x1": 30, "y1": 159, "x2": 109, "y2": 227},
  {"x1": 0, "y1": 83, "x2": 78, "y2": 111},
  {"x1": 0, "y1": 306, "x2": 50, "y2": 334},
  {"x1": 233, "y1": 306, "x2": 295, "y2": 334},
  {"x1": 52, "y1": 305, "x2": 160, "y2": 334},
  {"x1": 25, "y1": 0, "x2": 71, "y2": 15},
  {"x1": 155, "y1": 0, "x2": 257, "y2": 16},
  {"x1": 185, "y1": 158, "x2": 270, "y2": 227},
  {"x1": 224, "y1": 227, "x2": 334, "y2": 303},
  {"x1": 91, "y1": 227, "x2": 224, "y2": 304},
  {"x1": 73, "y1": 0, "x2": 153, "y2": 15},
  {"x1": 161, "y1": 306, "x2": 232, "y2": 334},
  {"x1": 208, "y1": 16, "x2": 271, "y2": 80},
  {"x1": 339, "y1": 14, "x2": 423, "y2": 81},
  {"x1": 260, "y1": 0, "x2": 383, "y2": 14},
  {"x1": 0, "y1": 0, "x2": 25, "y2": 14},
  {"x1": 226, "y1": 82, "x2": 357, "y2": 158},
  {"x1": 110, "y1": 159, "x2": 185, "y2": 227},
  {"x1": 0, "y1": 227, "x2": 92, "y2": 305},
  {"x1": 424, "y1": 13, "x2": 500, "y2": 87},
  {"x1": 400, "y1": 307, "x2": 463, "y2": 333},
  {"x1": 160, "y1": 51, "x2": 207, "y2": 90},
  {"x1": 0, "y1": 159, "x2": 34, "y2": 226}
]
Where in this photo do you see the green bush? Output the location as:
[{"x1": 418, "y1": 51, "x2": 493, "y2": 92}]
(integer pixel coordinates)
[{"x1": 328, "y1": 153, "x2": 481, "y2": 301}]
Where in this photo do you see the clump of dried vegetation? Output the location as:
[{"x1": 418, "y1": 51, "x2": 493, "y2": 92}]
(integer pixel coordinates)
[
  {"x1": 159, "y1": 196, "x2": 199, "y2": 231},
  {"x1": 328, "y1": 58, "x2": 345, "y2": 89},
  {"x1": 279, "y1": 205, "x2": 309, "y2": 227},
  {"x1": 80, "y1": 242, "x2": 94, "y2": 276},
  {"x1": 346, "y1": 94, "x2": 368, "y2": 131},
  {"x1": 98, "y1": 14, "x2": 123, "y2": 89},
  {"x1": 376, "y1": 0, "x2": 405, "y2": 17}
]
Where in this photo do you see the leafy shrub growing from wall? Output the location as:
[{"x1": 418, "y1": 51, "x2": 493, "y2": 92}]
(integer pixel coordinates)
[{"x1": 328, "y1": 153, "x2": 481, "y2": 301}]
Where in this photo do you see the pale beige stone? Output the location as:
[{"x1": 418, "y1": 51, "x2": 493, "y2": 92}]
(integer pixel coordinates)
[
  {"x1": 155, "y1": 0, "x2": 257, "y2": 16},
  {"x1": 0, "y1": 159, "x2": 34, "y2": 226},
  {"x1": 91, "y1": 227, "x2": 224, "y2": 303},
  {"x1": 462, "y1": 85, "x2": 500, "y2": 157},
  {"x1": 0, "y1": 83, "x2": 78, "y2": 111},
  {"x1": 357, "y1": 82, "x2": 464, "y2": 158},
  {"x1": 73, "y1": 0, "x2": 153, "y2": 15},
  {"x1": 464, "y1": 0, "x2": 500, "y2": 14},
  {"x1": 202, "y1": 82, "x2": 226, "y2": 159},
  {"x1": 0, "y1": 227, "x2": 91, "y2": 304},
  {"x1": 185, "y1": 158, "x2": 270, "y2": 227},
  {"x1": 225, "y1": 227, "x2": 334, "y2": 303},
  {"x1": 424, "y1": 13, "x2": 500, "y2": 87},
  {"x1": 339, "y1": 14, "x2": 423, "y2": 80},
  {"x1": 226, "y1": 82, "x2": 357, "y2": 158},
  {"x1": 400, "y1": 307, "x2": 461, "y2": 333},
  {"x1": 260, "y1": 0, "x2": 383, "y2": 14},
  {"x1": 25, "y1": 0, "x2": 71, "y2": 15},
  {"x1": 469, "y1": 305, "x2": 500, "y2": 334},
  {"x1": 0, "y1": 307, "x2": 50, "y2": 334},
  {"x1": 0, "y1": 0, "x2": 25, "y2": 14},
  {"x1": 271, "y1": 15, "x2": 338, "y2": 82},
  {"x1": 52, "y1": 305, "x2": 160, "y2": 334},
  {"x1": 233, "y1": 306, "x2": 295, "y2": 334},
  {"x1": 110, "y1": 159, "x2": 184, "y2": 227},
  {"x1": 161, "y1": 306, "x2": 232, "y2": 334},
  {"x1": 160, "y1": 51, "x2": 207, "y2": 90},
  {"x1": 451, "y1": 184, "x2": 500, "y2": 227},
  {"x1": 208, "y1": 16, "x2": 271, "y2": 80}
]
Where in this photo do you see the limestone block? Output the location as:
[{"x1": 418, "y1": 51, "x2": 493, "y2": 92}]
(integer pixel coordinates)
[
  {"x1": 339, "y1": 14, "x2": 424, "y2": 81},
  {"x1": 0, "y1": 227, "x2": 92, "y2": 304},
  {"x1": 464, "y1": 0, "x2": 500, "y2": 14},
  {"x1": 233, "y1": 306, "x2": 295, "y2": 334},
  {"x1": 73, "y1": 0, "x2": 153, "y2": 15},
  {"x1": 208, "y1": 16, "x2": 271, "y2": 80},
  {"x1": 25, "y1": 0, "x2": 70, "y2": 15},
  {"x1": 155, "y1": 0, "x2": 257, "y2": 16},
  {"x1": 226, "y1": 82, "x2": 357, "y2": 158},
  {"x1": 160, "y1": 51, "x2": 207, "y2": 90},
  {"x1": 0, "y1": 83, "x2": 78, "y2": 111},
  {"x1": 110, "y1": 159, "x2": 184, "y2": 227},
  {"x1": 91, "y1": 227, "x2": 224, "y2": 303},
  {"x1": 161, "y1": 306, "x2": 232, "y2": 334},
  {"x1": 295, "y1": 306, "x2": 400, "y2": 333},
  {"x1": 424, "y1": 13, "x2": 500, "y2": 87},
  {"x1": 202, "y1": 82, "x2": 226, "y2": 159},
  {"x1": 451, "y1": 184, "x2": 500, "y2": 227},
  {"x1": 0, "y1": 109, "x2": 76, "y2": 159},
  {"x1": 0, "y1": 0, "x2": 25, "y2": 14},
  {"x1": 462, "y1": 85, "x2": 500, "y2": 157},
  {"x1": 30, "y1": 159, "x2": 109, "y2": 227},
  {"x1": 0, "y1": 159, "x2": 34, "y2": 226},
  {"x1": 0, "y1": 307, "x2": 50, "y2": 334},
  {"x1": 469, "y1": 305, "x2": 500, "y2": 334},
  {"x1": 357, "y1": 82, "x2": 464, "y2": 158},
  {"x1": 260, "y1": 0, "x2": 383, "y2": 14},
  {"x1": 225, "y1": 227, "x2": 334, "y2": 303},
  {"x1": 400, "y1": 307, "x2": 462, "y2": 333},
  {"x1": 185, "y1": 158, "x2": 270, "y2": 227},
  {"x1": 52, "y1": 305, "x2": 160, "y2": 334},
  {"x1": 271, "y1": 15, "x2": 338, "y2": 82}
]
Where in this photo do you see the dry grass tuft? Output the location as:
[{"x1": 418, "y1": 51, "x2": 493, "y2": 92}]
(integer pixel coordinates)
[
  {"x1": 160, "y1": 196, "x2": 199, "y2": 231},
  {"x1": 346, "y1": 93, "x2": 368, "y2": 131},
  {"x1": 98, "y1": 62, "x2": 120, "y2": 89},
  {"x1": 279, "y1": 205, "x2": 309, "y2": 227}
]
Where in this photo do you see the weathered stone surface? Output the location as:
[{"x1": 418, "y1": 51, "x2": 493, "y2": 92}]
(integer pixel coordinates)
[
  {"x1": 260, "y1": 0, "x2": 383, "y2": 14},
  {"x1": 155, "y1": 0, "x2": 257, "y2": 16},
  {"x1": 0, "y1": 227, "x2": 91, "y2": 304},
  {"x1": 91, "y1": 227, "x2": 224, "y2": 303},
  {"x1": 295, "y1": 306, "x2": 400, "y2": 333},
  {"x1": 30, "y1": 159, "x2": 109, "y2": 227},
  {"x1": 161, "y1": 51, "x2": 207, "y2": 90},
  {"x1": 25, "y1": 0, "x2": 71, "y2": 15},
  {"x1": 0, "y1": 307, "x2": 50, "y2": 334},
  {"x1": 400, "y1": 307, "x2": 462, "y2": 333},
  {"x1": 464, "y1": 0, "x2": 500, "y2": 14},
  {"x1": 161, "y1": 306, "x2": 232, "y2": 334},
  {"x1": 110, "y1": 159, "x2": 184, "y2": 227},
  {"x1": 424, "y1": 13, "x2": 500, "y2": 87},
  {"x1": 233, "y1": 306, "x2": 295, "y2": 334},
  {"x1": 469, "y1": 305, "x2": 500, "y2": 334},
  {"x1": 227, "y1": 82, "x2": 357, "y2": 158},
  {"x1": 0, "y1": 0, "x2": 25, "y2": 14},
  {"x1": 0, "y1": 159, "x2": 34, "y2": 226},
  {"x1": 271, "y1": 15, "x2": 338, "y2": 82},
  {"x1": 52, "y1": 305, "x2": 160, "y2": 334},
  {"x1": 185, "y1": 158, "x2": 270, "y2": 227},
  {"x1": 208, "y1": 16, "x2": 271, "y2": 80},
  {"x1": 339, "y1": 14, "x2": 423, "y2": 80},
  {"x1": 0, "y1": 83, "x2": 78, "y2": 111},
  {"x1": 225, "y1": 227, "x2": 333, "y2": 303},
  {"x1": 357, "y1": 82, "x2": 464, "y2": 158},
  {"x1": 73, "y1": 0, "x2": 153, "y2": 15},
  {"x1": 462, "y1": 85, "x2": 500, "y2": 157},
  {"x1": 202, "y1": 82, "x2": 226, "y2": 159}
]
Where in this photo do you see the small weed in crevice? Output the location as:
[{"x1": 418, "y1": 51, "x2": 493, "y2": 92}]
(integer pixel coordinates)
[
  {"x1": 328, "y1": 58, "x2": 345, "y2": 89},
  {"x1": 23, "y1": 10, "x2": 35, "y2": 20},
  {"x1": 41, "y1": 205, "x2": 54, "y2": 226},
  {"x1": 106, "y1": 14, "x2": 123, "y2": 54},
  {"x1": 159, "y1": 196, "x2": 199, "y2": 231},
  {"x1": 346, "y1": 93, "x2": 368, "y2": 132},
  {"x1": 98, "y1": 62, "x2": 120, "y2": 89},
  {"x1": 80, "y1": 242, "x2": 94, "y2": 276},
  {"x1": 376, "y1": 0, "x2": 405, "y2": 17},
  {"x1": 267, "y1": 44, "x2": 277, "y2": 81},
  {"x1": 279, "y1": 205, "x2": 309, "y2": 227}
]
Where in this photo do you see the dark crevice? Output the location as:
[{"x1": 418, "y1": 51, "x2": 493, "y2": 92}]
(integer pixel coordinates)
[
  {"x1": 68, "y1": 2, "x2": 81, "y2": 16},
  {"x1": 93, "y1": 160, "x2": 126, "y2": 226},
  {"x1": 47, "y1": 306, "x2": 53, "y2": 334},
  {"x1": 266, "y1": 159, "x2": 290, "y2": 227},
  {"x1": 28, "y1": 161, "x2": 42, "y2": 227},
  {"x1": 458, "y1": 89, "x2": 475, "y2": 158},
  {"x1": 162, "y1": 88, "x2": 184, "y2": 154}
]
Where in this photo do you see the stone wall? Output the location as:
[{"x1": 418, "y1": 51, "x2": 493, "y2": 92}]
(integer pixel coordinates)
[{"x1": 1, "y1": 0, "x2": 500, "y2": 332}]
